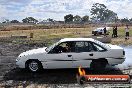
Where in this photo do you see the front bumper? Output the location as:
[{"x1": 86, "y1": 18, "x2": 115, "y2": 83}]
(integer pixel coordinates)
[
  {"x1": 16, "y1": 60, "x2": 25, "y2": 68},
  {"x1": 92, "y1": 31, "x2": 97, "y2": 34}
]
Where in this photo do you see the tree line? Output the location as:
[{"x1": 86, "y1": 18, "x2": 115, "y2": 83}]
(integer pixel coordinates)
[{"x1": 1, "y1": 3, "x2": 132, "y2": 24}]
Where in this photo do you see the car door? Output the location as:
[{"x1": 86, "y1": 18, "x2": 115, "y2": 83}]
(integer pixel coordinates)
[
  {"x1": 72, "y1": 41, "x2": 107, "y2": 68},
  {"x1": 44, "y1": 42, "x2": 73, "y2": 69},
  {"x1": 88, "y1": 42, "x2": 108, "y2": 59},
  {"x1": 71, "y1": 41, "x2": 93, "y2": 68}
]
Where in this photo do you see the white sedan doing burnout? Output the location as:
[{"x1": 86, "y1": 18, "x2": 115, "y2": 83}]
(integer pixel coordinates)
[{"x1": 16, "y1": 38, "x2": 125, "y2": 72}]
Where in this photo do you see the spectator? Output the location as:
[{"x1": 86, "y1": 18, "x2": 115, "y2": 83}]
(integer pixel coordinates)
[
  {"x1": 125, "y1": 25, "x2": 129, "y2": 40},
  {"x1": 103, "y1": 27, "x2": 107, "y2": 36},
  {"x1": 115, "y1": 26, "x2": 118, "y2": 37},
  {"x1": 112, "y1": 26, "x2": 115, "y2": 38}
]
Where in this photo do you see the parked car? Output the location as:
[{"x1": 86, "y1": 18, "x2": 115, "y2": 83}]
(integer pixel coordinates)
[
  {"x1": 16, "y1": 38, "x2": 125, "y2": 72},
  {"x1": 92, "y1": 27, "x2": 109, "y2": 36}
]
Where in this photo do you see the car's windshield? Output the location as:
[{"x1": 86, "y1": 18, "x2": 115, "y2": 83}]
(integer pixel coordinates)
[{"x1": 45, "y1": 42, "x2": 59, "y2": 52}]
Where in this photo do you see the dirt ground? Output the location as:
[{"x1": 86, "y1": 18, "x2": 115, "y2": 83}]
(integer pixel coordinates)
[{"x1": 0, "y1": 42, "x2": 132, "y2": 88}]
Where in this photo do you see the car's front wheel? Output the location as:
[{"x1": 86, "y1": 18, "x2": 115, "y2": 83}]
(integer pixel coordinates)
[
  {"x1": 94, "y1": 33, "x2": 97, "y2": 36},
  {"x1": 26, "y1": 60, "x2": 42, "y2": 72}
]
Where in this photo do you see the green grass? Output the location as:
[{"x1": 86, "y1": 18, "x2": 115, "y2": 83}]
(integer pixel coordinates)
[
  {"x1": 108, "y1": 27, "x2": 132, "y2": 45},
  {"x1": 109, "y1": 27, "x2": 132, "y2": 37}
]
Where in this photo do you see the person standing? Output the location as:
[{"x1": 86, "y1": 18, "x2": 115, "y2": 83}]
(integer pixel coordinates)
[
  {"x1": 115, "y1": 26, "x2": 118, "y2": 37},
  {"x1": 103, "y1": 27, "x2": 107, "y2": 36},
  {"x1": 125, "y1": 25, "x2": 129, "y2": 40},
  {"x1": 112, "y1": 26, "x2": 115, "y2": 38}
]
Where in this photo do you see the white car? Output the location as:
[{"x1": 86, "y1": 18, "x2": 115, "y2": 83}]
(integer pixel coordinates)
[
  {"x1": 92, "y1": 27, "x2": 109, "y2": 36},
  {"x1": 16, "y1": 38, "x2": 125, "y2": 72}
]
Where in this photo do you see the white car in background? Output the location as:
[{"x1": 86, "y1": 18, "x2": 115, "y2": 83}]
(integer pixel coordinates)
[
  {"x1": 16, "y1": 38, "x2": 125, "y2": 72},
  {"x1": 92, "y1": 27, "x2": 110, "y2": 36}
]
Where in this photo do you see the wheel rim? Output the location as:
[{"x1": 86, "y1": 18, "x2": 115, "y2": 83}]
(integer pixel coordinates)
[{"x1": 29, "y1": 61, "x2": 38, "y2": 72}]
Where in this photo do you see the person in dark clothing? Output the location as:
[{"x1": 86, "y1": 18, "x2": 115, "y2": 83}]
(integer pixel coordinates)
[
  {"x1": 115, "y1": 26, "x2": 118, "y2": 37},
  {"x1": 112, "y1": 26, "x2": 118, "y2": 38},
  {"x1": 103, "y1": 27, "x2": 107, "y2": 36},
  {"x1": 112, "y1": 26, "x2": 115, "y2": 38},
  {"x1": 125, "y1": 25, "x2": 129, "y2": 40}
]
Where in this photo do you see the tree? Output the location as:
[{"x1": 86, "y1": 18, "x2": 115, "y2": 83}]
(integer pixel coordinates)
[
  {"x1": 64, "y1": 14, "x2": 74, "y2": 23},
  {"x1": 90, "y1": 3, "x2": 117, "y2": 23},
  {"x1": 47, "y1": 18, "x2": 54, "y2": 22},
  {"x1": 22, "y1": 18, "x2": 28, "y2": 23},
  {"x1": 10, "y1": 20, "x2": 20, "y2": 23},
  {"x1": 129, "y1": 18, "x2": 132, "y2": 23},
  {"x1": 120, "y1": 18, "x2": 130, "y2": 23},
  {"x1": 73, "y1": 15, "x2": 82, "y2": 23},
  {"x1": 105, "y1": 9, "x2": 118, "y2": 22},
  {"x1": 22, "y1": 17, "x2": 38, "y2": 23},
  {"x1": 82, "y1": 15, "x2": 89, "y2": 22},
  {"x1": 2, "y1": 19, "x2": 9, "y2": 23}
]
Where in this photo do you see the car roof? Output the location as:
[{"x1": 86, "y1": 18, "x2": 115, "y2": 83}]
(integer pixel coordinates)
[
  {"x1": 94, "y1": 27, "x2": 110, "y2": 31},
  {"x1": 97, "y1": 27, "x2": 104, "y2": 29},
  {"x1": 59, "y1": 38, "x2": 95, "y2": 42},
  {"x1": 96, "y1": 27, "x2": 110, "y2": 30},
  {"x1": 94, "y1": 28, "x2": 104, "y2": 31}
]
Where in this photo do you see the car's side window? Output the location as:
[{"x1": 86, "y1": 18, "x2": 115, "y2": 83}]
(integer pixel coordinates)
[
  {"x1": 49, "y1": 42, "x2": 74, "y2": 53},
  {"x1": 75, "y1": 42, "x2": 84, "y2": 52},
  {"x1": 49, "y1": 41, "x2": 106, "y2": 53},
  {"x1": 88, "y1": 42, "x2": 96, "y2": 52},
  {"x1": 90, "y1": 42, "x2": 106, "y2": 52},
  {"x1": 75, "y1": 41, "x2": 106, "y2": 52},
  {"x1": 74, "y1": 41, "x2": 91, "y2": 52}
]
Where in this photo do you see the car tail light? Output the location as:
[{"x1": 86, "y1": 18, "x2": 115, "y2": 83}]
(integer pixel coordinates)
[{"x1": 123, "y1": 51, "x2": 125, "y2": 55}]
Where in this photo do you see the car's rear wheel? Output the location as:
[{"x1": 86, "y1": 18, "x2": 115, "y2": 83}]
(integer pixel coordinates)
[
  {"x1": 90, "y1": 59, "x2": 107, "y2": 71},
  {"x1": 99, "y1": 32, "x2": 102, "y2": 35},
  {"x1": 26, "y1": 60, "x2": 42, "y2": 72}
]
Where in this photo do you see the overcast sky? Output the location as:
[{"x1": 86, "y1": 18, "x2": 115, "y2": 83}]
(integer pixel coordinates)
[{"x1": 0, "y1": 0, "x2": 132, "y2": 21}]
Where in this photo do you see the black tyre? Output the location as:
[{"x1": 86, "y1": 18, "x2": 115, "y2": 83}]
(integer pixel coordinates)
[
  {"x1": 26, "y1": 60, "x2": 42, "y2": 72},
  {"x1": 94, "y1": 33, "x2": 97, "y2": 36},
  {"x1": 90, "y1": 60, "x2": 107, "y2": 71},
  {"x1": 99, "y1": 32, "x2": 102, "y2": 35}
]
